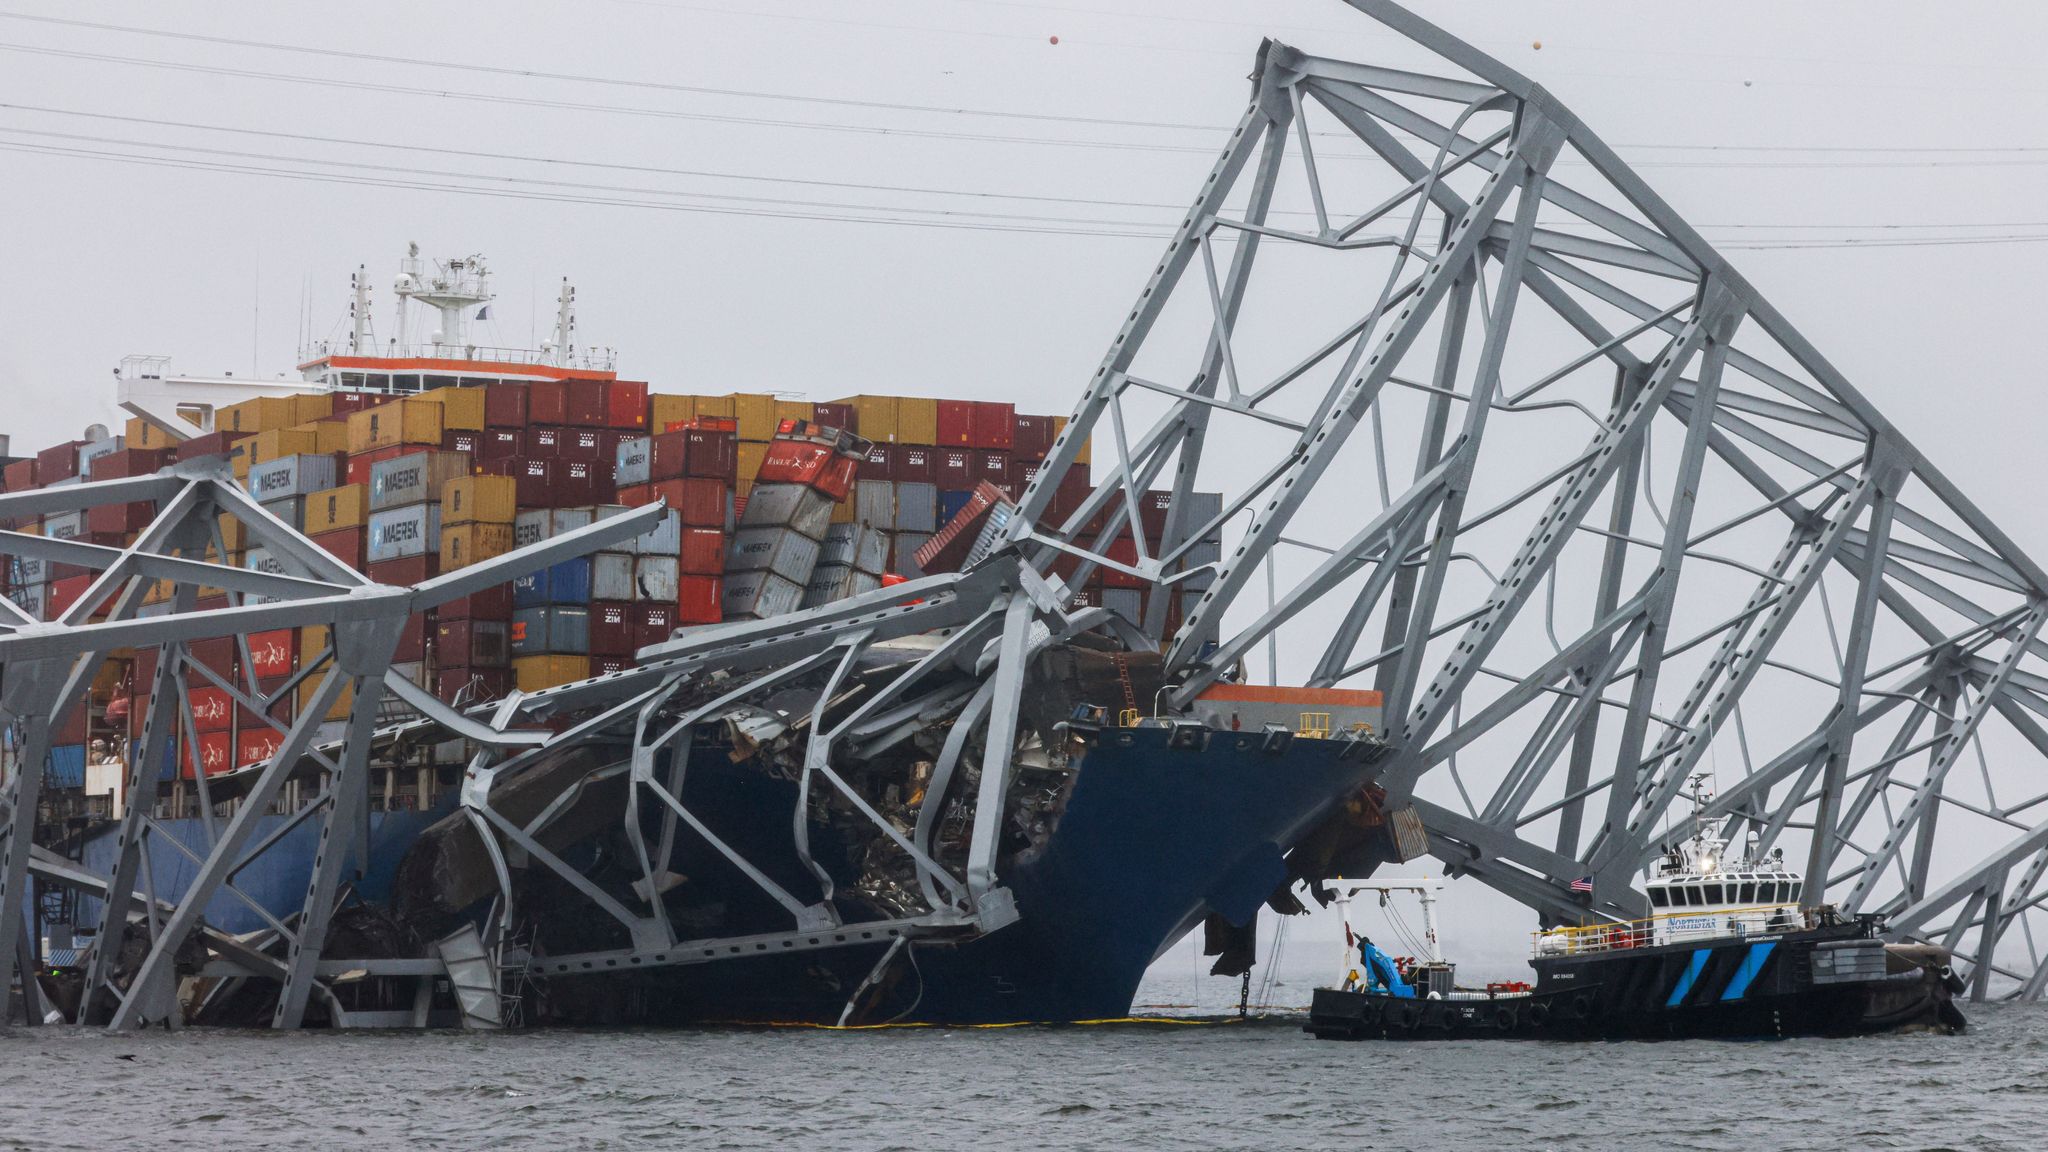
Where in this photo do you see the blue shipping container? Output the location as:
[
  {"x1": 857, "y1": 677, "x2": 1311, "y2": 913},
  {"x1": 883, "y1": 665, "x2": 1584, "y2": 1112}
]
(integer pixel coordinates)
[
  {"x1": 547, "y1": 557, "x2": 593, "y2": 605},
  {"x1": 940, "y1": 489, "x2": 975, "y2": 524},
  {"x1": 513, "y1": 568, "x2": 549, "y2": 608},
  {"x1": 45, "y1": 744, "x2": 86, "y2": 789}
]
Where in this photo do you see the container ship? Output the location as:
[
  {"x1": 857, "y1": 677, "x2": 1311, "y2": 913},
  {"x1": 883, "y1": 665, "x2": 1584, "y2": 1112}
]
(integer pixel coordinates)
[{"x1": 5, "y1": 246, "x2": 1411, "y2": 1028}]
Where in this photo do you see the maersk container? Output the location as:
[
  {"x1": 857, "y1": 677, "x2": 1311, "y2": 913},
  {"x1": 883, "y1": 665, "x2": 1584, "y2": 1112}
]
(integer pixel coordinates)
[
  {"x1": 739, "y1": 483, "x2": 835, "y2": 540},
  {"x1": 10, "y1": 584, "x2": 45, "y2": 618},
  {"x1": 514, "y1": 508, "x2": 551, "y2": 548},
  {"x1": 727, "y1": 525, "x2": 821, "y2": 586},
  {"x1": 800, "y1": 564, "x2": 880, "y2": 608},
  {"x1": 42, "y1": 510, "x2": 84, "y2": 541},
  {"x1": 44, "y1": 744, "x2": 86, "y2": 790},
  {"x1": 854, "y1": 480, "x2": 895, "y2": 528},
  {"x1": 634, "y1": 556, "x2": 679, "y2": 602},
  {"x1": 260, "y1": 496, "x2": 306, "y2": 532},
  {"x1": 819, "y1": 522, "x2": 859, "y2": 567},
  {"x1": 615, "y1": 435, "x2": 653, "y2": 487},
  {"x1": 894, "y1": 533, "x2": 932, "y2": 579},
  {"x1": 590, "y1": 504, "x2": 637, "y2": 556},
  {"x1": 13, "y1": 553, "x2": 47, "y2": 587},
  {"x1": 552, "y1": 507, "x2": 596, "y2": 536},
  {"x1": 591, "y1": 552, "x2": 635, "y2": 601},
  {"x1": 368, "y1": 450, "x2": 470, "y2": 512},
  {"x1": 852, "y1": 524, "x2": 890, "y2": 575},
  {"x1": 366, "y1": 504, "x2": 442, "y2": 562},
  {"x1": 243, "y1": 547, "x2": 290, "y2": 605},
  {"x1": 545, "y1": 557, "x2": 593, "y2": 605},
  {"x1": 722, "y1": 569, "x2": 805, "y2": 620},
  {"x1": 632, "y1": 509, "x2": 682, "y2": 555},
  {"x1": 511, "y1": 606, "x2": 590, "y2": 655},
  {"x1": 896, "y1": 482, "x2": 940, "y2": 533},
  {"x1": 247, "y1": 453, "x2": 337, "y2": 502}
]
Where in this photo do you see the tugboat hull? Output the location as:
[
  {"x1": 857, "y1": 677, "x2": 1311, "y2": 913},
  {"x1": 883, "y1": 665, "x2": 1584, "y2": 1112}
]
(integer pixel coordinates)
[{"x1": 1308, "y1": 924, "x2": 1965, "y2": 1041}]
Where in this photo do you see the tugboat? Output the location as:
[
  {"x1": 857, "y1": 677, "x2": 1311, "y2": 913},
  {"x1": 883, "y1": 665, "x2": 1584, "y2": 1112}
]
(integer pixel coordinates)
[{"x1": 1307, "y1": 781, "x2": 1967, "y2": 1041}]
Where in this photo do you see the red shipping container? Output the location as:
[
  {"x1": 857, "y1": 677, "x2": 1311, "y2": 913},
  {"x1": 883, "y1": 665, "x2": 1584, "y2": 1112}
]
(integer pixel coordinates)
[
  {"x1": 36, "y1": 441, "x2": 82, "y2": 482},
  {"x1": 186, "y1": 635, "x2": 237, "y2": 682},
  {"x1": 526, "y1": 425, "x2": 565, "y2": 458},
  {"x1": 436, "y1": 666, "x2": 513, "y2": 706},
  {"x1": 560, "y1": 427, "x2": 605, "y2": 461},
  {"x1": 90, "y1": 446, "x2": 174, "y2": 479},
  {"x1": 648, "y1": 430, "x2": 691, "y2": 481},
  {"x1": 684, "y1": 429, "x2": 737, "y2": 481},
  {"x1": 1102, "y1": 533, "x2": 1144, "y2": 588},
  {"x1": 677, "y1": 575, "x2": 722, "y2": 624},
  {"x1": 329, "y1": 392, "x2": 378, "y2": 417},
  {"x1": 589, "y1": 656, "x2": 631, "y2": 677},
  {"x1": 393, "y1": 611, "x2": 428, "y2": 663},
  {"x1": 87, "y1": 500, "x2": 156, "y2": 536},
  {"x1": 2, "y1": 459, "x2": 35, "y2": 490},
  {"x1": 814, "y1": 454, "x2": 859, "y2": 501},
  {"x1": 367, "y1": 555, "x2": 438, "y2": 586},
  {"x1": 246, "y1": 628, "x2": 297, "y2": 679},
  {"x1": 182, "y1": 731, "x2": 232, "y2": 779},
  {"x1": 601, "y1": 430, "x2": 637, "y2": 469},
  {"x1": 311, "y1": 527, "x2": 366, "y2": 568},
  {"x1": 896, "y1": 445, "x2": 936, "y2": 483},
  {"x1": 936, "y1": 400, "x2": 975, "y2": 447},
  {"x1": 560, "y1": 458, "x2": 615, "y2": 504},
  {"x1": 1008, "y1": 457, "x2": 1045, "y2": 494},
  {"x1": 650, "y1": 477, "x2": 726, "y2": 527},
  {"x1": 971, "y1": 402, "x2": 1016, "y2": 451},
  {"x1": 478, "y1": 428, "x2": 522, "y2": 462},
  {"x1": 633, "y1": 603, "x2": 674, "y2": 650},
  {"x1": 435, "y1": 618, "x2": 509, "y2": 667},
  {"x1": 174, "y1": 430, "x2": 243, "y2": 463},
  {"x1": 1141, "y1": 490, "x2": 1171, "y2": 537},
  {"x1": 46, "y1": 574, "x2": 92, "y2": 620},
  {"x1": 974, "y1": 450, "x2": 1011, "y2": 490},
  {"x1": 237, "y1": 674, "x2": 294, "y2": 728},
  {"x1": 587, "y1": 600, "x2": 635, "y2": 656},
  {"x1": 935, "y1": 448, "x2": 974, "y2": 490},
  {"x1": 679, "y1": 527, "x2": 725, "y2": 575},
  {"x1": 484, "y1": 383, "x2": 529, "y2": 428},
  {"x1": 863, "y1": 442, "x2": 893, "y2": 478},
  {"x1": 235, "y1": 727, "x2": 285, "y2": 771},
  {"x1": 438, "y1": 585, "x2": 513, "y2": 621},
  {"x1": 1012, "y1": 414, "x2": 1056, "y2": 460},
  {"x1": 346, "y1": 444, "x2": 413, "y2": 487},
  {"x1": 617, "y1": 482, "x2": 653, "y2": 507},
  {"x1": 443, "y1": 429, "x2": 481, "y2": 456},
  {"x1": 605, "y1": 380, "x2": 650, "y2": 430},
  {"x1": 564, "y1": 379, "x2": 607, "y2": 427},
  {"x1": 812, "y1": 401, "x2": 857, "y2": 432},
  {"x1": 528, "y1": 379, "x2": 569, "y2": 425},
  {"x1": 486, "y1": 457, "x2": 555, "y2": 507},
  {"x1": 758, "y1": 439, "x2": 831, "y2": 487},
  {"x1": 1050, "y1": 469, "x2": 1093, "y2": 520}
]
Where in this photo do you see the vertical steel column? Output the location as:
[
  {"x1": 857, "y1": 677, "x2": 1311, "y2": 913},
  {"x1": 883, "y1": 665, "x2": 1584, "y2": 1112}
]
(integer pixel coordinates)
[{"x1": 0, "y1": 660, "x2": 65, "y2": 1026}]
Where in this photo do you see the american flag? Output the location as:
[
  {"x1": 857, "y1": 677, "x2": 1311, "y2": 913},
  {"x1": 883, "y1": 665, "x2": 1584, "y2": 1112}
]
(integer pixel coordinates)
[{"x1": 1569, "y1": 876, "x2": 1594, "y2": 894}]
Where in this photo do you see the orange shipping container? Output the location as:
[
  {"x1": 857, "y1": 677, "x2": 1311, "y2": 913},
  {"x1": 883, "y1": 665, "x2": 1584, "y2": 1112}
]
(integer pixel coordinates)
[{"x1": 512, "y1": 654, "x2": 589, "y2": 692}]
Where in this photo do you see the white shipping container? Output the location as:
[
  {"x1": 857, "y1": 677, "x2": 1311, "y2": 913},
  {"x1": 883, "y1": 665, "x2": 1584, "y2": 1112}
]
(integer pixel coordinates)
[
  {"x1": 852, "y1": 524, "x2": 890, "y2": 576},
  {"x1": 552, "y1": 507, "x2": 596, "y2": 536},
  {"x1": 893, "y1": 533, "x2": 931, "y2": 579},
  {"x1": 12, "y1": 553, "x2": 47, "y2": 587},
  {"x1": 800, "y1": 563, "x2": 881, "y2": 608},
  {"x1": 634, "y1": 556, "x2": 679, "y2": 601},
  {"x1": 893, "y1": 482, "x2": 939, "y2": 533},
  {"x1": 633, "y1": 508, "x2": 683, "y2": 555},
  {"x1": 591, "y1": 552, "x2": 636, "y2": 601},
  {"x1": 615, "y1": 436, "x2": 653, "y2": 487},
  {"x1": 722, "y1": 570, "x2": 805, "y2": 619},
  {"x1": 819, "y1": 522, "x2": 860, "y2": 567},
  {"x1": 739, "y1": 483, "x2": 835, "y2": 540},
  {"x1": 246, "y1": 454, "x2": 337, "y2": 502},
  {"x1": 78, "y1": 436, "x2": 123, "y2": 476},
  {"x1": 366, "y1": 505, "x2": 442, "y2": 562},
  {"x1": 513, "y1": 508, "x2": 551, "y2": 548},
  {"x1": 42, "y1": 511, "x2": 83, "y2": 541},
  {"x1": 854, "y1": 480, "x2": 895, "y2": 529},
  {"x1": 726, "y1": 525, "x2": 821, "y2": 585},
  {"x1": 1103, "y1": 588, "x2": 1144, "y2": 625},
  {"x1": 10, "y1": 584, "x2": 45, "y2": 618},
  {"x1": 243, "y1": 547, "x2": 290, "y2": 605},
  {"x1": 260, "y1": 496, "x2": 305, "y2": 532}
]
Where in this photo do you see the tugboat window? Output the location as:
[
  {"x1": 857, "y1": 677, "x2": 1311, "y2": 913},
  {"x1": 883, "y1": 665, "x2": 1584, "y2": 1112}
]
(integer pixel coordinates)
[
  {"x1": 1738, "y1": 882, "x2": 1756, "y2": 903},
  {"x1": 1685, "y1": 886, "x2": 1703, "y2": 907},
  {"x1": 1650, "y1": 888, "x2": 1669, "y2": 908},
  {"x1": 1703, "y1": 883, "x2": 1724, "y2": 903}
]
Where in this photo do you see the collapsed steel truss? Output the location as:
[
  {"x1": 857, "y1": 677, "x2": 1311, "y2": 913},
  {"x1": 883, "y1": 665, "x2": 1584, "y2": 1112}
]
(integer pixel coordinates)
[{"x1": 5, "y1": 0, "x2": 2048, "y2": 1027}]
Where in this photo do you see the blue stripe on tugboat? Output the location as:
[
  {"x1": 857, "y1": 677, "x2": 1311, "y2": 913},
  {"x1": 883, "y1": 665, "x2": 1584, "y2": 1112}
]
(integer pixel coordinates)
[
  {"x1": 1720, "y1": 941, "x2": 1776, "y2": 1002},
  {"x1": 1667, "y1": 950, "x2": 1711, "y2": 1007}
]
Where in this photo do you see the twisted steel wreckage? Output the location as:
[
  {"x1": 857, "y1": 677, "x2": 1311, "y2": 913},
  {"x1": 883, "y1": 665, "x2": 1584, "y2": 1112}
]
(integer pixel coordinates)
[{"x1": 8, "y1": 1, "x2": 2048, "y2": 1029}]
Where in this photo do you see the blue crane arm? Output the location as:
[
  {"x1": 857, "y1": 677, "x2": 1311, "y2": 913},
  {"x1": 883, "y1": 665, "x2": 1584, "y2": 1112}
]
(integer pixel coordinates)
[{"x1": 1358, "y1": 940, "x2": 1415, "y2": 998}]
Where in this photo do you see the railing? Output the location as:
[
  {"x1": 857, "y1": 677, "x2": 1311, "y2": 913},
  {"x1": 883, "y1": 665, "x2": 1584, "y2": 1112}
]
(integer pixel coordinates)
[
  {"x1": 1533, "y1": 903, "x2": 1814, "y2": 957},
  {"x1": 300, "y1": 341, "x2": 618, "y2": 371},
  {"x1": 1299, "y1": 712, "x2": 1333, "y2": 738}
]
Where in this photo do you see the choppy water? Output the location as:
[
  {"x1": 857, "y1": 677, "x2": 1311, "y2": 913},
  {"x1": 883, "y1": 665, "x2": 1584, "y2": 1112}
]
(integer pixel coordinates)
[{"x1": 4, "y1": 972, "x2": 2040, "y2": 1151}]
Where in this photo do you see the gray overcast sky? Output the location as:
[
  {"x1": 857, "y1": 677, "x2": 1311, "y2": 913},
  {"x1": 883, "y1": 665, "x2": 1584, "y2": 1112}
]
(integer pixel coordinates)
[{"x1": 3, "y1": 0, "x2": 2046, "y2": 975}]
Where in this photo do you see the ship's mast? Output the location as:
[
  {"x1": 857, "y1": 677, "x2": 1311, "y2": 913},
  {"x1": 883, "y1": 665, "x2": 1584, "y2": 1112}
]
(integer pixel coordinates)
[
  {"x1": 391, "y1": 241, "x2": 493, "y2": 358},
  {"x1": 545, "y1": 277, "x2": 577, "y2": 367},
  {"x1": 348, "y1": 264, "x2": 373, "y2": 354}
]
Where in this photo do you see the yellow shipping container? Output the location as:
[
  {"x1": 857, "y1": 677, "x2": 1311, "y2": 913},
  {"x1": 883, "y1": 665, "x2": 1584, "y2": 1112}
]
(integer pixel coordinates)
[
  {"x1": 649, "y1": 393, "x2": 694, "y2": 432},
  {"x1": 441, "y1": 475, "x2": 518, "y2": 525},
  {"x1": 289, "y1": 392, "x2": 335, "y2": 425},
  {"x1": 737, "y1": 441, "x2": 769, "y2": 484},
  {"x1": 895, "y1": 397, "x2": 938, "y2": 445},
  {"x1": 245, "y1": 427, "x2": 322, "y2": 469},
  {"x1": 729, "y1": 393, "x2": 779, "y2": 442},
  {"x1": 838, "y1": 395, "x2": 899, "y2": 443},
  {"x1": 417, "y1": 385, "x2": 486, "y2": 431},
  {"x1": 773, "y1": 399, "x2": 815, "y2": 428},
  {"x1": 829, "y1": 493, "x2": 854, "y2": 524},
  {"x1": 440, "y1": 522, "x2": 516, "y2": 569},
  {"x1": 220, "y1": 396, "x2": 296, "y2": 434},
  {"x1": 303, "y1": 485, "x2": 368, "y2": 534},
  {"x1": 141, "y1": 578, "x2": 174, "y2": 605},
  {"x1": 123, "y1": 416, "x2": 185, "y2": 449},
  {"x1": 231, "y1": 453, "x2": 251, "y2": 481},
  {"x1": 513, "y1": 655, "x2": 589, "y2": 693},
  {"x1": 298, "y1": 624, "x2": 356, "y2": 720},
  {"x1": 1051, "y1": 415, "x2": 1090, "y2": 466},
  {"x1": 289, "y1": 419, "x2": 350, "y2": 455},
  {"x1": 346, "y1": 398, "x2": 444, "y2": 453},
  {"x1": 693, "y1": 394, "x2": 735, "y2": 420}
]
